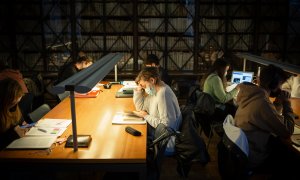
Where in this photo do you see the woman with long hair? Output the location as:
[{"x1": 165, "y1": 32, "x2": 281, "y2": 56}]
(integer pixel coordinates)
[
  {"x1": 0, "y1": 78, "x2": 27, "y2": 149},
  {"x1": 201, "y1": 58, "x2": 239, "y2": 119}
]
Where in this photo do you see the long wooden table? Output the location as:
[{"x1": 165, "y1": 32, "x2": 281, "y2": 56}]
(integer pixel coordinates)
[{"x1": 0, "y1": 84, "x2": 147, "y2": 179}]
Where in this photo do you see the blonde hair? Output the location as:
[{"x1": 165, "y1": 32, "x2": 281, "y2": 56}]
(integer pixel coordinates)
[
  {"x1": 135, "y1": 67, "x2": 161, "y2": 85},
  {"x1": 0, "y1": 78, "x2": 23, "y2": 133}
]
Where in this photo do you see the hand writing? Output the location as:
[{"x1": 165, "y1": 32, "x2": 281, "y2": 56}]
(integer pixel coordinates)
[{"x1": 14, "y1": 125, "x2": 29, "y2": 137}]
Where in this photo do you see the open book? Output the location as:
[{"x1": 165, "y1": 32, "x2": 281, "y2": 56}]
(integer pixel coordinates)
[
  {"x1": 6, "y1": 119, "x2": 71, "y2": 149},
  {"x1": 112, "y1": 112, "x2": 146, "y2": 124},
  {"x1": 25, "y1": 119, "x2": 71, "y2": 136},
  {"x1": 6, "y1": 136, "x2": 57, "y2": 149}
]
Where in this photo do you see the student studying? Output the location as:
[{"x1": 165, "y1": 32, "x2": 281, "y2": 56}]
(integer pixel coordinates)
[{"x1": 234, "y1": 64, "x2": 300, "y2": 179}]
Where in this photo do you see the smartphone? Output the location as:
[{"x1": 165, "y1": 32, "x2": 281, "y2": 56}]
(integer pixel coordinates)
[{"x1": 20, "y1": 122, "x2": 36, "y2": 128}]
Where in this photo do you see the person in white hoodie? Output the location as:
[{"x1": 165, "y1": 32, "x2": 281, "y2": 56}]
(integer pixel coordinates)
[
  {"x1": 282, "y1": 74, "x2": 300, "y2": 98},
  {"x1": 133, "y1": 67, "x2": 182, "y2": 155}
]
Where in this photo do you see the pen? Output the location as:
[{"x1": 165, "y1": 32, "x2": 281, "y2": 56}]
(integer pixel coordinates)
[{"x1": 38, "y1": 128, "x2": 47, "y2": 133}]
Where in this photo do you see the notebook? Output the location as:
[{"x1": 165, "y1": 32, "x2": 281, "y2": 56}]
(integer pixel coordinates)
[{"x1": 6, "y1": 136, "x2": 57, "y2": 149}]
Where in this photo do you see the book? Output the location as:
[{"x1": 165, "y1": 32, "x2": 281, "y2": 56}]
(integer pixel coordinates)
[
  {"x1": 65, "y1": 135, "x2": 92, "y2": 147},
  {"x1": 26, "y1": 127, "x2": 67, "y2": 136},
  {"x1": 112, "y1": 112, "x2": 146, "y2": 124},
  {"x1": 35, "y1": 118, "x2": 72, "y2": 128},
  {"x1": 6, "y1": 136, "x2": 57, "y2": 149},
  {"x1": 25, "y1": 118, "x2": 71, "y2": 136},
  {"x1": 5, "y1": 119, "x2": 72, "y2": 149}
]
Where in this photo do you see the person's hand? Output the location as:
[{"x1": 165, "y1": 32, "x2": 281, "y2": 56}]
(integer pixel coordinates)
[
  {"x1": 133, "y1": 110, "x2": 148, "y2": 118},
  {"x1": 235, "y1": 83, "x2": 241, "y2": 91},
  {"x1": 135, "y1": 86, "x2": 143, "y2": 92},
  {"x1": 276, "y1": 90, "x2": 291, "y2": 102},
  {"x1": 14, "y1": 126, "x2": 28, "y2": 137}
]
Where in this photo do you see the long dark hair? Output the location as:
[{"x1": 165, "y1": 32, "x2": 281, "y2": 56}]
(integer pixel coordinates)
[
  {"x1": 0, "y1": 78, "x2": 23, "y2": 133},
  {"x1": 201, "y1": 58, "x2": 229, "y2": 89}
]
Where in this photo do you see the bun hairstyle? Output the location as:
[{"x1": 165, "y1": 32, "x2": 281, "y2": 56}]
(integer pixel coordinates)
[{"x1": 259, "y1": 64, "x2": 289, "y2": 90}]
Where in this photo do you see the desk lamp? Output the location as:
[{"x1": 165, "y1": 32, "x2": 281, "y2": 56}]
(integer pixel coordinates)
[{"x1": 51, "y1": 53, "x2": 124, "y2": 152}]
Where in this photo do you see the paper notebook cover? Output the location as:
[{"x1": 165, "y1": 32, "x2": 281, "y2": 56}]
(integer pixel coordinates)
[
  {"x1": 6, "y1": 136, "x2": 57, "y2": 149},
  {"x1": 112, "y1": 112, "x2": 146, "y2": 124},
  {"x1": 65, "y1": 135, "x2": 92, "y2": 147}
]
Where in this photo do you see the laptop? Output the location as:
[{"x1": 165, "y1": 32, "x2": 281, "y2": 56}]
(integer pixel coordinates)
[
  {"x1": 231, "y1": 71, "x2": 254, "y2": 84},
  {"x1": 226, "y1": 71, "x2": 254, "y2": 92}
]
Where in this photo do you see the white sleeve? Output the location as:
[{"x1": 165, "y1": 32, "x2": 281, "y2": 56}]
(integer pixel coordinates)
[{"x1": 133, "y1": 89, "x2": 145, "y2": 111}]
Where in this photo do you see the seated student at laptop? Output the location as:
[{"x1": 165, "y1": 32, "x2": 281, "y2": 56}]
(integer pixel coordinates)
[{"x1": 201, "y1": 58, "x2": 240, "y2": 120}]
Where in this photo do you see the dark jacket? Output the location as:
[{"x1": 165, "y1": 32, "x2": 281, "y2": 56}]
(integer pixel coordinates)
[
  {"x1": 57, "y1": 62, "x2": 78, "y2": 84},
  {"x1": 158, "y1": 67, "x2": 171, "y2": 86}
]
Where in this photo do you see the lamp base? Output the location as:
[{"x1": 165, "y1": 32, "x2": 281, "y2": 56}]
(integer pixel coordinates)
[{"x1": 65, "y1": 135, "x2": 92, "y2": 148}]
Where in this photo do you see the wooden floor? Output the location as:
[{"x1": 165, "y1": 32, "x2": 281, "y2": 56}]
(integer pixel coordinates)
[{"x1": 160, "y1": 133, "x2": 222, "y2": 180}]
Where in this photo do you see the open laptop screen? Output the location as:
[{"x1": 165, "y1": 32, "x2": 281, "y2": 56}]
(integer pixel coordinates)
[{"x1": 231, "y1": 71, "x2": 254, "y2": 84}]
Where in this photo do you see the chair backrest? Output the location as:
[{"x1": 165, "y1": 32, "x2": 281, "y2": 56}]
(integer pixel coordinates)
[
  {"x1": 223, "y1": 115, "x2": 249, "y2": 156},
  {"x1": 186, "y1": 86, "x2": 215, "y2": 115},
  {"x1": 57, "y1": 91, "x2": 70, "y2": 102},
  {"x1": 147, "y1": 123, "x2": 178, "y2": 180},
  {"x1": 28, "y1": 104, "x2": 51, "y2": 122},
  {"x1": 218, "y1": 115, "x2": 249, "y2": 179}
]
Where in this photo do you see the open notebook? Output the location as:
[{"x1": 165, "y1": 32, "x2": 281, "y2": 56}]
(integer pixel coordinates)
[
  {"x1": 6, "y1": 119, "x2": 71, "y2": 149},
  {"x1": 112, "y1": 112, "x2": 146, "y2": 124}
]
